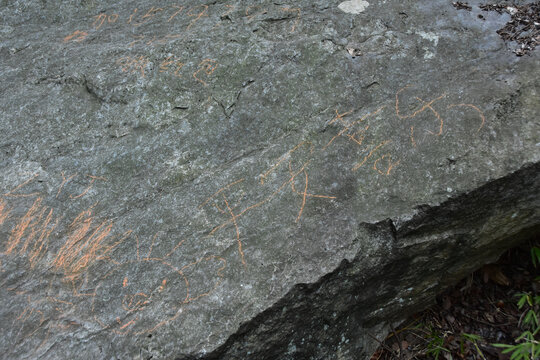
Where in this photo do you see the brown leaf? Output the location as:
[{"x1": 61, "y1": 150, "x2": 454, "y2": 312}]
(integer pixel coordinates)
[{"x1": 481, "y1": 264, "x2": 511, "y2": 286}]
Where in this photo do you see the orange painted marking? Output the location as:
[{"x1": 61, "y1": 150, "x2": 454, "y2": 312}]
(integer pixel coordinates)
[
  {"x1": 193, "y1": 59, "x2": 218, "y2": 86},
  {"x1": 296, "y1": 170, "x2": 308, "y2": 222},
  {"x1": 116, "y1": 55, "x2": 150, "y2": 78},
  {"x1": 164, "y1": 238, "x2": 186, "y2": 258},
  {"x1": 181, "y1": 255, "x2": 227, "y2": 302},
  {"x1": 158, "y1": 278, "x2": 167, "y2": 292},
  {"x1": 222, "y1": 4, "x2": 236, "y2": 18},
  {"x1": 328, "y1": 109, "x2": 353, "y2": 126},
  {"x1": 159, "y1": 55, "x2": 175, "y2": 72},
  {"x1": 133, "y1": 7, "x2": 163, "y2": 27},
  {"x1": 93, "y1": 13, "x2": 107, "y2": 30},
  {"x1": 3, "y1": 173, "x2": 39, "y2": 198},
  {"x1": 287, "y1": 161, "x2": 336, "y2": 223},
  {"x1": 373, "y1": 154, "x2": 400, "y2": 175},
  {"x1": 186, "y1": 5, "x2": 208, "y2": 30},
  {"x1": 4, "y1": 197, "x2": 43, "y2": 255},
  {"x1": 70, "y1": 175, "x2": 106, "y2": 199},
  {"x1": 108, "y1": 14, "x2": 119, "y2": 23},
  {"x1": 146, "y1": 233, "x2": 159, "y2": 260},
  {"x1": 410, "y1": 126, "x2": 417, "y2": 147},
  {"x1": 223, "y1": 195, "x2": 246, "y2": 266},
  {"x1": 119, "y1": 319, "x2": 137, "y2": 329},
  {"x1": 209, "y1": 160, "x2": 313, "y2": 236},
  {"x1": 127, "y1": 8, "x2": 138, "y2": 23},
  {"x1": 128, "y1": 35, "x2": 145, "y2": 48},
  {"x1": 352, "y1": 140, "x2": 391, "y2": 171},
  {"x1": 56, "y1": 172, "x2": 77, "y2": 198},
  {"x1": 50, "y1": 204, "x2": 127, "y2": 281},
  {"x1": 0, "y1": 199, "x2": 10, "y2": 227},
  {"x1": 123, "y1": 277, "x2": 128, "y2": 288},
  {"x1": 324, "y1": 106, "x2": 386, "y2": 151},
  {"x1": 159, "y1": 55, "x2": 184, "y2": 77},
  {"x1": 259, "y1": 141, "x2": 313, "y2": 184},
  {"x1": 395, "y1": 85, "x2": 446, "y2": 120},
  {"x1": 63, "y1": 30, "x2": 88, "y2": 43},
  {"x1": 281, "y1": 7, "x2": 301, "y2": 32},
  {"x1": 168, "y1": 5, "x2": 185, "y2": 22},
  {"x1": 416, "y1": 97, "x2": 444, "y2": 136},
  {"x1": 198, "y1": 178, "x2": 245, "y2": 209},
  {"x1": 245, "y1": 5, "x2": 267, "y2": 21},
  {"x1": 447, "y1": 103, "x2": 486, "y2": 132}
]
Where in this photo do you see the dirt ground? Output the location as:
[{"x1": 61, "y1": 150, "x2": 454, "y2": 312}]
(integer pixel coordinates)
[{"x1": 371, "y1": 235, "x2": 540, "y2": 359}]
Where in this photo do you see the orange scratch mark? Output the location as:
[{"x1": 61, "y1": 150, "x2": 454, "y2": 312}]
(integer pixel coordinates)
[
  {"x1": 324, "y1": 106, "x2": 386, "y2": 151},
  {"x1": 136, "y1": 235, "x2": 140, "y2": 261},
  {"x1": 63, "y1": 30, "x2": 88, "y2": 43},
  {"x1": 259, "y1": 141, "x2": 312, "y2": 184},
  {"x1": 222, "y1": 4, "x2": 236, "y2": 18},
  {"x1": 4, "y1": 197, "x2": 43, "y2": 255},
  {"x1": 127, "y1": 8, "x2": 138, "y2": 24},
  {"x1": 245, "y1": 5, "x2": 267, "y2": 21},
  {"x1": 281, "y1": 7, "x2": 301, "y2": 32},
  {"x1": 410, "y1": 126, "x2": 416, "y2": 147},
  {"x1": 296, "y1": 170, "x2": 308, "y2": 222},
  {"x1": 146, "y1": 232, "x2": 159, "y2": 260},
  {"x1": 70, "y1": 175, "x2": 106, "y2": 199},
  {"x1": 119, "y1": 319, "x2": 137, "y2": 330},
  {"x1": 57, "y1": 172, "x2": 77, "y2": 198},
  {"x1": 209, "y1": 160, "x2": 313, "y2": 237},
  {"x1": 158, "y1": 278, "x2": 167, "y2": 292},
  {"x1": 0, "y1": 199, "x2": 10, "y2": 227},
  {"x1": 415, "y1": 97, "x2": 444, "y2": 136},
  {"x1": 164, "y1": 238, "x2": 186, "y2": 258},
  {"x1": 27, "y1": 208, "x2": 58, "y2": 269},
  {"x1": 52, "y1": 205, "x2": 124, "y2": 280},
  {"x1": 159, "y1": 56, "x2": 184, "y2": 77},
  {"x1": 199, "y1": 178, "x2": 245, "y2": 209},
  {"x1": 133, "y1": 7, "x2": 164, "y2": 27},
  {"x1": 193, "y1": 59, "x2": 218, "y2": 86},
  {"x1": 4, "y1": 173, "x2": 39, "y2": 198},
  {"x1": 128, "y1": 35, "x2": 145, "y2": 48},
  {"x1": 159, "y1": 55, "x2": 174, "y2": 72},
  {"x1": 168, "y1": 5, "x2": 185, "y2": 22},
  {"x1": 288, "y1": 161, "x2": 336, "y2": 223},
  {"x1": 328, "y1": 109, "x2": 353, "y2": 126},
  {"x1": 373, "y1": 154, "x2": 401, "y2": 175},
  {"x1": 352, "y1": 140, "x2": 391, "y2": 171},
  {"x1": 182, "y1": 255, "x2": 227, "y2": 302},
  {"x1": 223, "y1": 195, "x2": 245, "y2": 267},
  {"x1": 116, "y1": 55, "x2": 150, "y2": 78},
  {"x1": 395, "y1": 85, "x2": 446, "y2": 120},
  {"x1": 186, "y1": 5, "x2": 208, "y2": 30},
  {"x1": 213, "y1": 4, "x2": 236, "y2": 29},
  {"x1": 93, "y1": 13, "x2": 107, "y2": 30},
  {"x1": 447, "y1": 103, "x2": 486, "y2": 132}
]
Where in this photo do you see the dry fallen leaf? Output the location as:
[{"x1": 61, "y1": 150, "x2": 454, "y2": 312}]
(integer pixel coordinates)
[{"x1": 481, "y1": 264, "x2": 511, "y2": 286}]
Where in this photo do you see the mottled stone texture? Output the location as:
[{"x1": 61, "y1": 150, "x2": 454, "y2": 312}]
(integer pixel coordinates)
[{"x1": 0, "y1": 0, "x2": 538, "y2": 359}]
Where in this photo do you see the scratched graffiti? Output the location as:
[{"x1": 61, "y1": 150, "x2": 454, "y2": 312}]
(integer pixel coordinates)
[
  {"x1": 0, "y1": 85, "x2": 486, "y2": 355},
  {"x1": 62, "y1": 3, "x2": 303, "y2": 86},
  {"x1": 63, "y1": 3, "x2": 302, "y2": 41}
]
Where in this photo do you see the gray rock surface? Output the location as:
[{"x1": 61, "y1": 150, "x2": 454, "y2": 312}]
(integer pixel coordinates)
[{"x1": 0, "y1": 0, "x2": 538, "y2": 358}]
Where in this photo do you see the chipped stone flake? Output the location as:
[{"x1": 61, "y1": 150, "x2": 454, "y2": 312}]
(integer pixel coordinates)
[{"x1": 338, "y1": 0, "x2": 370, "y2": 14}]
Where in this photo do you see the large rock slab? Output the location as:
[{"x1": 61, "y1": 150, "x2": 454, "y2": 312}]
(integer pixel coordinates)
[{"x1": 0, "y1": 0, "x2": 538, "y2": 358}]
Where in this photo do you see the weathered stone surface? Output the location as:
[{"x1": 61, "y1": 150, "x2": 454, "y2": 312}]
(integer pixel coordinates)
[{"x1": 0, "y1": 0, "x2": 538, "y2": 359}]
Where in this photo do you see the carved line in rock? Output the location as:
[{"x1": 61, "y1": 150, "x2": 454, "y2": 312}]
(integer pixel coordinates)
[
  {"x1": 0, "y1": 174, "x2": 226, "y2": 341},
  {"x1": 63, "y1": 3, "x2": 303, "y2": 44},
  {"x1": 0, "y1": 85, "x2": 486, "y2": 350}
]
